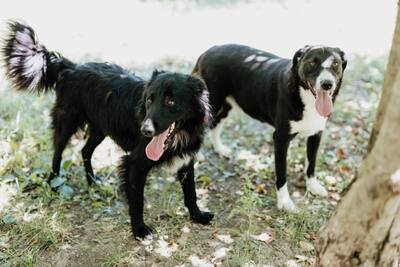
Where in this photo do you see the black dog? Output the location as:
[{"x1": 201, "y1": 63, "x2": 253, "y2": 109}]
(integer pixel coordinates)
[
  {"x1": 3, "y1": 21, "x2": 213, "y2": 237},
  {"x1": 193, "y1": 44, "x2": 346, "y2": 211}
]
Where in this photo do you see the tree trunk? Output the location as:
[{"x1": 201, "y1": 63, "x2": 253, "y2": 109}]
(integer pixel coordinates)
[
  {"x1": 317, "y1": 4, "x2": 400, "y2": 266},
  {"x1": 367, "y1": 0, "x2": 400, "y2": 152}
]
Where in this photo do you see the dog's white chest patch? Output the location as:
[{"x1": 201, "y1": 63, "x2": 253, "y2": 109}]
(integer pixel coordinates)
[
  {"x1": 290, "y1": 87, "x2": 327, "y2": 137},
  {"x1": 166, "y1": 154, "x2": 192, "y2": 173}
]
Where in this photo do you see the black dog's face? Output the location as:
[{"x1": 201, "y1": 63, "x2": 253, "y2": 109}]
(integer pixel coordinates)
[
  {"x1": 140, "y1": 70, "x2": 209, "y2": 161},
  {"x1": 293, "y1": 45, "x2": 347, "y2": 116}
]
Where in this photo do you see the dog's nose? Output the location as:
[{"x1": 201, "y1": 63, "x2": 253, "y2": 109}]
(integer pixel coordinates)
[
  {"x1": 141, "y1": 119, "x2": 155, "y2": 137},
  {"x1": 321, "y1": 80, "x2": 333, "y2": 90}
]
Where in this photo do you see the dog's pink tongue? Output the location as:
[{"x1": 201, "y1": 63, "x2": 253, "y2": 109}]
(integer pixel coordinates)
[
  {"x1": 145, "y1": 128, "x2": 169, "y2": 161},
  {"x1": 315, "y1": 90, "x2": 333, "y2": 117}
]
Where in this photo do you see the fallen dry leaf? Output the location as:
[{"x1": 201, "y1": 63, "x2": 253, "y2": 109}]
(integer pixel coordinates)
[
  {"x1": 286, "y1": 259, "x2": 301, "y2": 267},
  {"x1": 324, "y1": 175, "x2": 337, "y2": 185},
  {"x1": 251, "y1": 232, "x2": 273, "y2": 244},
  {"x1": 295, "y1": 255, "x2": 309, "y2": 261},
  {"x1": 212, "y1": 247, "x2": 230, "y2": 263},
  {"x1": 235, "y1": 190, "x2": 244, "y2": 196},
  {"x1": 339, "y1": 165, "x2": 350, "y2": 176},
  {"x1": 213, "y1": 231, "x2": 234, "y2": 244},
  {"x1": 336, "y1": 148, "x2": 346, "y2": 159},
  {"x1": 216, "y1": 234, "x2": 234, "y2": 244},
  {"x1": 189, "y1": 255, "x2": 213, "y2": 267},
  {"x1": 255, "y1": 183, "x2": 267, "y2": 194},
  {"x1": 329, "y1": 192, "x2": 341, "y2": 201},
  {"x1": 154, "y1": 240, "x2": 178, "y2": 258},
  {"x1": 181, "y1": 226, "x2": 191, "y2": 234}
]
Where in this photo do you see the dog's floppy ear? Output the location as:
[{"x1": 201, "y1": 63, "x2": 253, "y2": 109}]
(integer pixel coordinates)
[
  {"x1": 293, "y1": 45, "x2": 310, "y2": 67},
  {"x1": 187, "y1": 75, "x2": 207, "y2": 93},
  {"x1": 188, "y1": 75, "x2": 211, "y2": 125},
  {"x1": 336, "y1": 48, "x2": 347, "y2": 71},
  {"x1": 148, "y1": 69, "x2": 166, "y2": 85}
]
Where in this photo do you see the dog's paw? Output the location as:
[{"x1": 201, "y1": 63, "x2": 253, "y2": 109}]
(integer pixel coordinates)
[
  {"x1": 216, "y1": 145, "x2": 232, "y2": 158},
  {"x1": 191, "y1": 211, "x2": 214, "y2": 225},
  {"x1": 276, "y1": 185, "x2": 298, "y2": 213},
  {"x1": 277, "y1": 197, "x2": 298, "y2": 213},
  {"x1": 306, "y1": 177, "x2": 328, "y2": 197},
  {"x1": 132, "y1": 224, "x2": 153, "y2": 239}
]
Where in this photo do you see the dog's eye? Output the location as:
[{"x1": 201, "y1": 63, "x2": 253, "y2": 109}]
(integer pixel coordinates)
[
  {"x1": 332, "y1": 61, "x2": 339, "y2": 67},
  {"x1": 308, "y1": 61, "x2": 316, "y2": 67},
  {"x1": 146, "y1": 98, "x2": 152, "y2": 105},
  {"x1": 165, "y1": 98, "x2": 175, "y2": 107}
]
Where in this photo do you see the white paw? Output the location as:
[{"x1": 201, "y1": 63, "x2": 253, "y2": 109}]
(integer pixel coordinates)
[
  {"x1": 306, "y1": 177, "x2": 328, "y2": 197},
  {"x1": 216, "y1": 144, "x2": 232, "y2": 158},
  {"x1": 276, "y1": 184, "x2": 298, "y2": 213},
  {"x1": 277, "y1": 197, "x2": 298, "y2": 212}
]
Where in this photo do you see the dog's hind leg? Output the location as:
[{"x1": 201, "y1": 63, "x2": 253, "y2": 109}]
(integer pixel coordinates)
[
  {"x1": 82, "y1": 127, "x2": 105, "y2": 185},
  {"x1": 177, "y1": 160, "x2": 214, "y2": 224},
  {"x1": 305, "y1": 132, "x2": 328, "y2": 196},
  {"x1": 210, "y1": 100, "x2": 232, "y2": 158},
  {"x1": 273, "y1": 131, "x2": 298, "y2": 212}
]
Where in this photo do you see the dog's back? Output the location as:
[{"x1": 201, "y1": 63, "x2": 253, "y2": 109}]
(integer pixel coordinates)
[
  {"x1": 193, "y1": 44, "x2": 291, "y2": 124},
  {"x1": 53, "y1": 62, "x2": 145, "y2": 150}
]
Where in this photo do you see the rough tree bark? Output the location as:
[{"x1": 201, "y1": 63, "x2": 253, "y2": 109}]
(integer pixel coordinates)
[
  {"x1": 367, "y1": 1, "x2": 400, "y2": 152},
  {"x1": 317, "y1": 3, "x2": 400, "y2": 267}
]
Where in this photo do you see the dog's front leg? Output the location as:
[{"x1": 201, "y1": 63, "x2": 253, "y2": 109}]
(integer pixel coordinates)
[
  {"x1": 123, "y1": 161, "x2": 152, "y2": 238},
  {"x1": 305, "y1": 132, "x2": 328, "y2": 196},
  {"x1": 177, "y1": 160, "x2": 214, "y2": 224},
  {"x1": 273, "y1": 131, "x2": 297, "y2": 212}
]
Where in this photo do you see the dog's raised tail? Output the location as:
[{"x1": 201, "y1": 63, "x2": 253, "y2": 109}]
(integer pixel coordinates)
[{"x1": 2, "y1": 21, "x2": 72, "y2": 93}]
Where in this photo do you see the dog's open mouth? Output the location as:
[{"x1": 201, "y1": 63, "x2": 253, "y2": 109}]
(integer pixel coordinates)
[
  {"x1": 308, "y1": 84, "x2": 333, "y2": 118},
  {"x1": 315, "y1": 90, "x2": 333, "y2": 117},
  {"x1": 145, "y1": 122, "x2": 177, "y2": 161}
]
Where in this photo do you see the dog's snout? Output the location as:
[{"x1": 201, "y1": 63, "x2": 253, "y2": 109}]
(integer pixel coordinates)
[
  {"x1": 321, "y1": 80, "x2": 333, "y2": 90},
  {"x1": 141, "y1": 119, "x2": 155, "y2": 137}
]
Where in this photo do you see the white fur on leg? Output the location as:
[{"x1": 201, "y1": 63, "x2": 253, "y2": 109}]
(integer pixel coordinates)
[
  {"x1": 306, "y1": 177, "x2": 328, "y2": 197},
  {"x1": 210, "y1": 120, "x2": 231, "y2": 158},
  {"x1": 276, "y1": 183, "x2": 298, "y2": 212}
]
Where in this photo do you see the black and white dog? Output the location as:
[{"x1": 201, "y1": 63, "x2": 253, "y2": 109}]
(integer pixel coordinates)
[
  {"x1": 193, "y1": 44, "x2": 346, "y2": 211},
  {"x1": 3, "y1": 21, "x2": 213, "y2": 237}
]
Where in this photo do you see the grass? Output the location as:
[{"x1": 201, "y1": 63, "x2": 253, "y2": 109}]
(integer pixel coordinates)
[
  {"x1": 0, "y1": 53, "x2": 386, "y2": 266},
  {"x1": 0, "y1": 215, "x2": 67, "y2": 266}
]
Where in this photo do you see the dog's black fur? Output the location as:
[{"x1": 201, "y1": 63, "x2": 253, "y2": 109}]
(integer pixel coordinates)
[
  {"x1": 193, "y1": 44, "x2": 346, "y2": 210},
  {"x1": 3, "y1": 21, "x2": 213, "y2": 237}
]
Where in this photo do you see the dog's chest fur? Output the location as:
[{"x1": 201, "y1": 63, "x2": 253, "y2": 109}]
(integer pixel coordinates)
[
  {"x1": 165, "y1": 154, "x2": 192, "y2": 173},
  {"x1": 289, "y1": 87, "x2": 327, "y2": 137}
]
